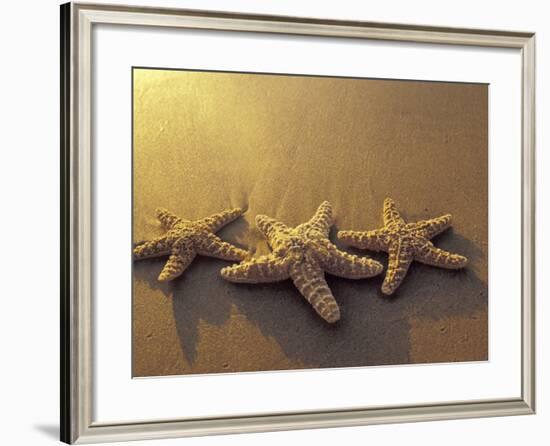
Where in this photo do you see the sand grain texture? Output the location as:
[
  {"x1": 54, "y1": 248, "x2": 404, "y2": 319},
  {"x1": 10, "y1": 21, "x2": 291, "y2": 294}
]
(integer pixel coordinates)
[{"x1": 132, "y1": 69, "x2": 488, "y2": 376}]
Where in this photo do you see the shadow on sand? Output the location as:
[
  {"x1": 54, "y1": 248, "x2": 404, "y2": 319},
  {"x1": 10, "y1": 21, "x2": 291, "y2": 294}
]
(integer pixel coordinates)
[{"x1": 133, "y1": 224, "x2": 487, "y2": 373}]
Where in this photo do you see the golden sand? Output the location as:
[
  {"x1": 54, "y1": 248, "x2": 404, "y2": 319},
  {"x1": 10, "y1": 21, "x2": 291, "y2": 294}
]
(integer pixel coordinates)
[{"x1": 132, "y1": 68, "x2": 488, "y2": 377}]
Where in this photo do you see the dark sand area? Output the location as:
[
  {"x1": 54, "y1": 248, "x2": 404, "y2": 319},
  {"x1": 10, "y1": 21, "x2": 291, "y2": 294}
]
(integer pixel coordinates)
[{"x1": 132, "y1": 68, "x2": 488, "y2": 377}]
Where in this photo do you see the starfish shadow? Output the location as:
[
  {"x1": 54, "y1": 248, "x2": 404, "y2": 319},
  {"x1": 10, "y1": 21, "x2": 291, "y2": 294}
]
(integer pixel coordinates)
[
  {"x1": 133, "y1": 259, "x2": 174, "y2": 295},
  {"x1": 170, "y1": 258, "x2": 235, "y2": 364},
  {"x1": 216, "y1": 215, "x2": 252, "y2": 250},
  {"x1": 134, "y1": 257, "x2": 238, "y2": 365},
  {"x1": 431, "y1": 227, "x2": 484, "y2": 262},
  {"x1": 133, "y1": 214, "x2": 252, "y2": 366},
  {"x1": 133, "y1": 226, "x2": 487, "y2": 373},
  {"x1": 227, "y1": 274, "x2": 412, "y2": 368},
  {"x1": 222, "y1": 225, "x2": 487, "y2": 369}
]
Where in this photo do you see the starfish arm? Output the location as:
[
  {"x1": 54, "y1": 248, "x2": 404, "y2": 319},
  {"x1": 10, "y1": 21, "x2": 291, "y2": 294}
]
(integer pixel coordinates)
[
  {"x1": 412, "y1": 214, "x2": 452, "y2": 239},
  {"x1": 312, "y1": 238, "x2": 383, "y2": 279},
  {"x1": 133, "y1": 236, "x2": 171, "y2": 260},
  {"x1": 289, "y1": 259, "x2": 340, "y2": 323},
  {"x1": 158, "y1": 239, "x2": 196, "y2": 282},
  {"x1": 255, "y1": 214, "x2": 290, "y2": 241},
  {"x1": 383, "y1": 198, "x2": 405, "y2": 226},
  {"x1": 195, "y1": 232, "x2": 248, "y2": 261},
  {"x1": 304, "y1": 201, "x2": 333, "y2": 236},
  {"x1": 220, "y1": 254, "x2": 290, "y2": 283},
  {"x1": 155, "y1": 208, "x2": 183, "y2": 229},
  {"x1": 337, "y1": 228, "x2": 389, "y2": 251},
  {"x1": 414, "y1": 242, "x2": 468, "y2": 269},
  {"x1": 198, "y1": 207, "x2": 244, "y2": 233},
  {"x1": 381, "y1": 239, "x2": 413, "y2": 295}
]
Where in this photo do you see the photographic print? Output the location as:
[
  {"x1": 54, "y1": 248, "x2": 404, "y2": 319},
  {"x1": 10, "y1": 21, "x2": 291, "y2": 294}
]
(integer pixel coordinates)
[{"x1": 132, "y1": 68, "x2": 488, "y2": 377}]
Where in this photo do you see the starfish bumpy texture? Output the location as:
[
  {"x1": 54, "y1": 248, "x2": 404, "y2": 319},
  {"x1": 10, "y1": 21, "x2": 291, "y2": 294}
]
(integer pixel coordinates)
[
  {"x1": 134, "y1": 207, "x2": 248, "y2": 282},
  {"x1": 220, "y1": 201, "x2": 383, "y2": 323},
  {"x1": 338, "y1": 198, "x2": 468, "y2": 295}
]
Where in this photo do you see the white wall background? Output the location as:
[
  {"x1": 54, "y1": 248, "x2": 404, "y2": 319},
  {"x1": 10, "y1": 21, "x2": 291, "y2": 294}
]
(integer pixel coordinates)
[{"x1": 0, "y1": 0, "x2": 546, "y2": 445}]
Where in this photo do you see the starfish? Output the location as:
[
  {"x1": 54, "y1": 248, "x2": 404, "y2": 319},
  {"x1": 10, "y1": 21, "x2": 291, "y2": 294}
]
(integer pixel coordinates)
[
  {"x1": 220, "y1": 201, "x2": 383, "y2": 323},
  {"x1": 134, "y1": 207, "x2": 248, "y2": 282},
  {"x1": 338, "y1": 198, "x2": 468, "y2": 295}
]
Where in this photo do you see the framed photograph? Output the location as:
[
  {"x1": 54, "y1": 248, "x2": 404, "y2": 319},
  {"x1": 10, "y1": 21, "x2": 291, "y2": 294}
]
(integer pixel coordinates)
[{"x1": 60, "y1": 2, "x2": 535, "y2": 444}]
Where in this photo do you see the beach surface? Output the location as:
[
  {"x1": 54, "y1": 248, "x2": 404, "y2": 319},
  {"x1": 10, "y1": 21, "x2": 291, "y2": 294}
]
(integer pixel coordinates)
[{"x1": 132, "y1": 68, "x2": 488, "y2": 377}]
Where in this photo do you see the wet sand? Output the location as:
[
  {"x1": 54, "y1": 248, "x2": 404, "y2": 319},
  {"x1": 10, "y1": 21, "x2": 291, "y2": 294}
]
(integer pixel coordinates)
[{"x1": 132, "y1": 68, "x2": 488, "y2": 377}]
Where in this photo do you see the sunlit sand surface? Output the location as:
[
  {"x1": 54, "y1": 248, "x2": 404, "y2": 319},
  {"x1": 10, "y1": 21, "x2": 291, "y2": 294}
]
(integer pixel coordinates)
[{"x1": 132, "y1": 68, "x2": 488, "y2": 377}]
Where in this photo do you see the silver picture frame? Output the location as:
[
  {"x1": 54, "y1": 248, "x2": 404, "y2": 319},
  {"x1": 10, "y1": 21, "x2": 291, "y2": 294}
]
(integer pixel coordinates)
[{"x1": 60, "y1": 2, "x2": 536, "y2": 443}]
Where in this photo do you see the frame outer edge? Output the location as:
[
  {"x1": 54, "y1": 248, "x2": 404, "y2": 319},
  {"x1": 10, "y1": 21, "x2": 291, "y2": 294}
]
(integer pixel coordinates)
[
  {"x1": 75, "y1": 400, "x2": 531, "y2": 444},
  {"x1": 71, "y1": 1, "x2": 535, "y2": 41},
  {"x1": 60, "y1": 2, "x2": 72, "y2": 444},
  {"x1": 65, "y1": 3, "x2": 537, "y2": 443}
]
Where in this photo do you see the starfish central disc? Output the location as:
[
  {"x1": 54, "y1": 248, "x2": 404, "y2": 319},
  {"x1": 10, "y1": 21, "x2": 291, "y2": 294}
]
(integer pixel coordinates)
[
  {"x1": 134, "y1": 207, "x2": 248, "y2": 282},
  {"x1": 220, "y1": 201, "x2": 383, "y2": 323},
  {"x1": 338, "y1": 198, "x2": 468, "y2": 295}
]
